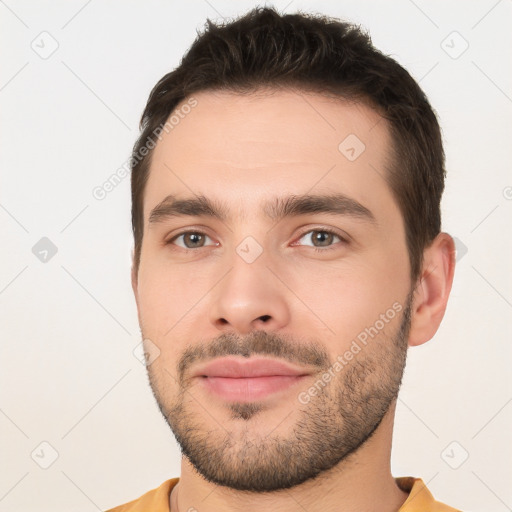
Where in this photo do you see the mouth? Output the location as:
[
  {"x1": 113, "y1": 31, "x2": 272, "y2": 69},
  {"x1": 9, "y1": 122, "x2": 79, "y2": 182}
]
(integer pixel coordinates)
[{"x1": 192, "y1": 356, "x2": 314, "y2": 402}]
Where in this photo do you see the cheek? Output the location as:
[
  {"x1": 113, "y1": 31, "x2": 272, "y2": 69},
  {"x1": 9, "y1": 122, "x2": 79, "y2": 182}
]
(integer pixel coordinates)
[
  {"x1": 136, "y1": 268, "x2": 178, "y2": 340},
  {"x1": 137, "y1": 278, "x2": 171, "y2": 321},
  {"x1": 290, "y1": 258, "x2": 406, "y2": 348},
  {"x1": 136, "y1": 257, "x2": 213, "y2": 344},
  {"x1": 138, "y1": 249, "x2": 184, "y2": 309}
]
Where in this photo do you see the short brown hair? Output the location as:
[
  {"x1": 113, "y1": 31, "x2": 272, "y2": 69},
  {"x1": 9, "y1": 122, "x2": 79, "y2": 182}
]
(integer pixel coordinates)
[{"x1": 131, "y1": 6, "x2": 445, "y2": 282}]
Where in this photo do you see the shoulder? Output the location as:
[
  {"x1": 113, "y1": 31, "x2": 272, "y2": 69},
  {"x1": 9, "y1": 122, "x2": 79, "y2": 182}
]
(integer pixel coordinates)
[
  {"x1": 396, "y1": 476, "x2": 463, "y2": 511},
  {"x1": 104, "y1": 478, "x2": 179, "y2": 512}
]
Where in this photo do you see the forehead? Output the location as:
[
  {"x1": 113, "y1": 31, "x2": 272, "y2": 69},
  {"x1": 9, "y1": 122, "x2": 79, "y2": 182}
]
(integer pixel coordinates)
[{"x1": 144, "y1": 88, "x2": 395, "y2": 222}]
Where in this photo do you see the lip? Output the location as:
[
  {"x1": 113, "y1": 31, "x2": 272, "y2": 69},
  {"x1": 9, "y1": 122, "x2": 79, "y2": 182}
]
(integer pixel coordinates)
[
  {"x1": 192, "y1": 357, "x2": 313, "y2": 402},
  {"x1": 192, "y1": 356, "x2": 313, "y2": 378}
]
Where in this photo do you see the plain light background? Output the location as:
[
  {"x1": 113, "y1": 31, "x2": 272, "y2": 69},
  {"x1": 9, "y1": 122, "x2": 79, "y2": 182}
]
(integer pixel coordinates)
[{"x1": 1, "y1": 1, "x2": 511, "y2": 511}]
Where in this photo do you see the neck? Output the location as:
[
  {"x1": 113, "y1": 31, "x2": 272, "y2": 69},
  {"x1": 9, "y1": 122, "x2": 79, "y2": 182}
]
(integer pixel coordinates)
[{"x1": 170, "y1": 402, "x2": 408, "y2": 512}]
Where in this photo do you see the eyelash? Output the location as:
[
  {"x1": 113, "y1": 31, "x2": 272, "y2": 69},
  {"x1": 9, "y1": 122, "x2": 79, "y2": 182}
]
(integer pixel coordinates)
[
  {"x1": 166, "y1": 228, "x2": 348, "y2": 253},
  {"x1": 293, "y1": 228, "x2": 348, "y2": 253}
]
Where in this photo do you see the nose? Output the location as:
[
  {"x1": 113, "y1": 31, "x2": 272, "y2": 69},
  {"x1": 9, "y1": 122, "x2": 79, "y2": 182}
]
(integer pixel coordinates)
[{"x1": 208, "y1": 249, "x2": 291, "y2": 335}]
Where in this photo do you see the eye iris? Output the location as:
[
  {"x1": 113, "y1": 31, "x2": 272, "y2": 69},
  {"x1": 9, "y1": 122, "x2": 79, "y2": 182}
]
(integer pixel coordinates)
[
  {"x1": 184, "y1": 233, "x2": 204, "y2": 248},
  {"x1": 313, "y1": 231, "x2": 333, "y2": 247},
  {"x1": 179, "y1": 231, "x2": 336, "y2": 249}
]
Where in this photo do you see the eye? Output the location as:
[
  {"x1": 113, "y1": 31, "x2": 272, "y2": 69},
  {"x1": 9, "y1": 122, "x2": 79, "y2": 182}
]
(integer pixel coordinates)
[
  {"x1": 167, "y1": 231, "x2": 217, "y2": 250},
  {"x1": 166, "y1": 228, "x2": 347, "y2": 252},
  {"x1": 294, "y1": 228, "x2": 347, "y2": 251}
]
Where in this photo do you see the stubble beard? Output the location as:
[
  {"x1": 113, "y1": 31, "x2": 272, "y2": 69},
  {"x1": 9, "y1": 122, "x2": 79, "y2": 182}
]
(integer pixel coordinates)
[{"x1": 145, "y1": 295, "x2": 412, "y2": 492}]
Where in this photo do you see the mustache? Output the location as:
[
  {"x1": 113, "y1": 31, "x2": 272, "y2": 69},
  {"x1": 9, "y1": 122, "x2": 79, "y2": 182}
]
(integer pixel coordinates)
[{"x1": 177, "y1": 330, "x2": 331, "y2": 384}]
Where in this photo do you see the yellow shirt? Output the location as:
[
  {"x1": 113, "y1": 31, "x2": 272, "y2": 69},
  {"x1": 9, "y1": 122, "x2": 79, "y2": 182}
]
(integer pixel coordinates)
[{"x1": 105, "y1": 476, "x2": 462, "y2": 511}]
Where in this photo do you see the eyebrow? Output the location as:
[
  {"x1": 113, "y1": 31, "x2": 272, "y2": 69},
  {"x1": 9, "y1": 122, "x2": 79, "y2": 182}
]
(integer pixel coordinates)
[{"x1": 148, "y1": 193, "x2": 376, "y2": 226}]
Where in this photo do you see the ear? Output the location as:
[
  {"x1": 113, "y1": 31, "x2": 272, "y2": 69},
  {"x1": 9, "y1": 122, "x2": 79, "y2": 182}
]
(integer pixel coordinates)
[
  {"x1": 408, "y1": 232, "x2": 456, "y2": 347},
  {"x1": 131, "y1": 248, "x2": 139, "y2": 301}
]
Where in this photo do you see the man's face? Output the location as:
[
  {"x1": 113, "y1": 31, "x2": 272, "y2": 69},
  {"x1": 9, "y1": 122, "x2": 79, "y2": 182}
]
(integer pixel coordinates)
[{"x1": 132, "y1": 89, "x2": 413, "y2": 491}]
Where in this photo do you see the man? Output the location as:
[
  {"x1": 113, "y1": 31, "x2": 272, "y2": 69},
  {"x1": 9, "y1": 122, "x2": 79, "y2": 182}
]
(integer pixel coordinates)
[{"x1": 107, "y1": 6, "x2": 460, "y2": 511}]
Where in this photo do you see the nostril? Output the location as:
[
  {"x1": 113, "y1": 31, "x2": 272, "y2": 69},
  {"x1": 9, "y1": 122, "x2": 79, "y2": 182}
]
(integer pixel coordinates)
[{"x1": 259, "y1": 315, "x2": 271, "y2": 322}]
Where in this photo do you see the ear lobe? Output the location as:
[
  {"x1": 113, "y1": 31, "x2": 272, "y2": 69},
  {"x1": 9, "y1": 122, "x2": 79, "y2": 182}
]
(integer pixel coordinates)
[{"x1": 408, "y1": 233, "x2": 456, "y2": 347}]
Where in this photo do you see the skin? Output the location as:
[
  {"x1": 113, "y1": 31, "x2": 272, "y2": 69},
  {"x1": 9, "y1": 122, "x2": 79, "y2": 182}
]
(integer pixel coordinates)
[{"x1": 131, "y1": 88, "x2": 455, "y2": 512}]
